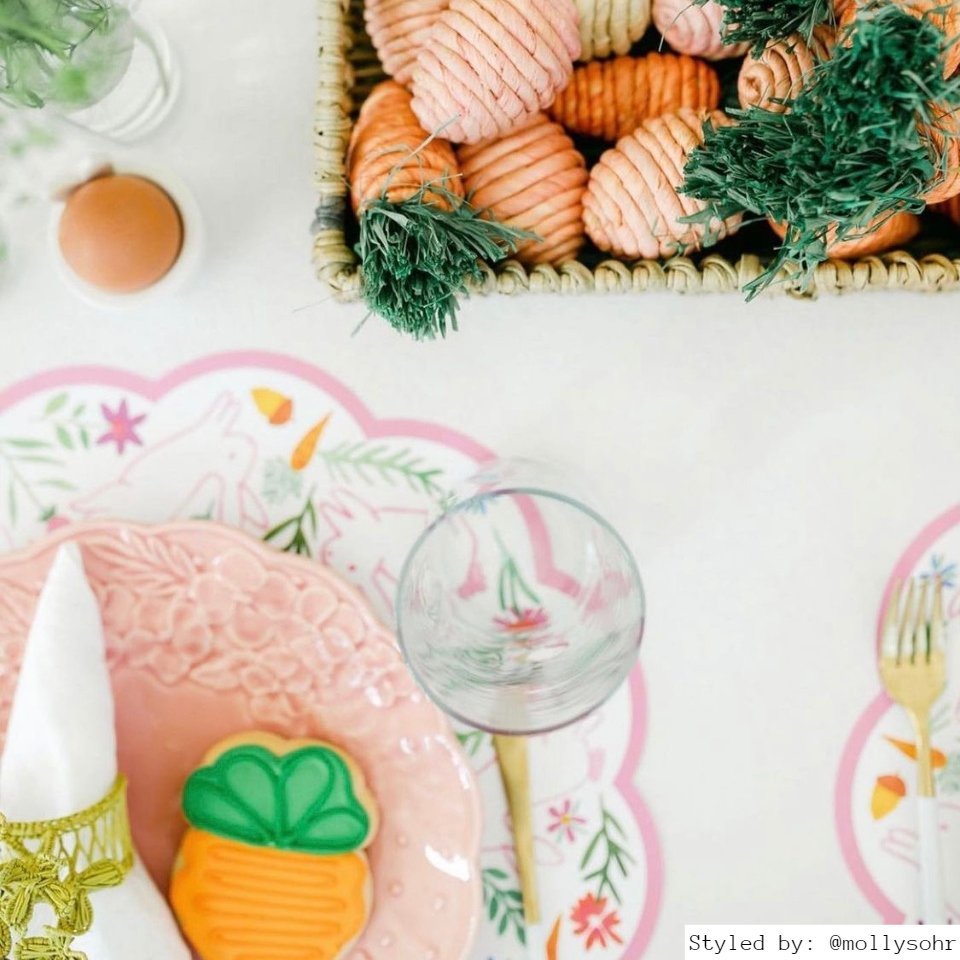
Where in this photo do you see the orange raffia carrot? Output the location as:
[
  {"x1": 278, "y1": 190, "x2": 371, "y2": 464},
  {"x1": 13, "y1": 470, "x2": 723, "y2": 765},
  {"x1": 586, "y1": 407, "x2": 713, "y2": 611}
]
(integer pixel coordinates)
[
  {"x1": 458, "y1": 114, "x2": 588, "y2": 265},
  {"x1": 768, "y1": 211, "x2": 921, "y2": 259},
  {"x1": 410, "y1": 0, "x2": 581, "y2": 144},
  {"x1": 365, "y1": 0, "x2": 449, "y2": 84},
  {"x1": 549, "y1": 53, "x2": 721, "y2": 142},
  {"x1": 573, "y1": 0, "x2": 652, "y2": 60},
  {"x1": 583, "y1": 109, "x2": 742, "y2": 260},
  {"x1": 738, "y1": 26, "x2": 836, "y2": 113},
  {"x1": 347, "y1": 80, "x2": 464, "y2": 214},
  {"x1": 933, "y1": 195, "x2": 960, "y2": 224}
]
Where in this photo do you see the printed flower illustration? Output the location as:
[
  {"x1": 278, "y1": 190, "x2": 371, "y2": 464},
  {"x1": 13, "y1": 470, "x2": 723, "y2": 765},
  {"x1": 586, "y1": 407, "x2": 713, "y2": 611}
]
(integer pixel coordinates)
[
  {"x1": 547, "y1": 799, "x2": 587, "y2": 843},
  {"x1": 570, "y1": 893, "x2": 624, "y2": 950},
  {"x1": 494, "y1": 607, "x2": 549, "y2": 634},
  {"x1": 97, "y1": 400, "x2": 145, "y2": 455}
]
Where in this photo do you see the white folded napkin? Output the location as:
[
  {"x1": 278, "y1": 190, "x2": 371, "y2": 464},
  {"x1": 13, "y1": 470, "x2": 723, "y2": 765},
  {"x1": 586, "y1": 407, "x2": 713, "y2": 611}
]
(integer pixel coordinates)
[{"x1": 0, "y1": 542, "x2": 190, "y2": 960}]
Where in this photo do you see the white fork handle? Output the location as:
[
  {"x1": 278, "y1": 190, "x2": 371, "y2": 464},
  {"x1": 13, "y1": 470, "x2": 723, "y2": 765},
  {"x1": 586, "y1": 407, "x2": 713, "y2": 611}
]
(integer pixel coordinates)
[{"x1": 918, "y1": 797, "x2": 946, "y2": 923}]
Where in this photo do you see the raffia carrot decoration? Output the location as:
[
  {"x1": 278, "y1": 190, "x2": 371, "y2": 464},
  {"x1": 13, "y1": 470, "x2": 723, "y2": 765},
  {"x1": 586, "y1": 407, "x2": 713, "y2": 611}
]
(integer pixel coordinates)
[
  {"x1": 838, "y1": 0, "x2": 960, "y2": 76},
  {"x1": 769, "y1": 211, "x2": 921, "y2": 258},
  {"x1": 458, "y1": 114, "x2": 588, "y2": 265},
  {"x1": 364, "y1": 0, "x2": 449, "y2": 84},
  {"x1": 738, "y1": 26, "x2": 835, "y2": 113},
  {"x1": 933, "y1": 195, "x2": 960, "y2": 225},
  {"x1": 348, "y1": 80, "x2": 531, "y2": 337},
  {"x1": 652, "y1": 0, "x2": 750, "y2": 60},
  {"x1": 573, "y1": 0, "x2": 651, "y2": 60},
  {"x1": 410, "y1": 0, "x2": 581, "y2": 144},
  {"x1": 583, "y1": 109, "x2": 742, "y2": 259},
  {"x1": 549, "y1": 53, "x2": 721, "y2": 142}
]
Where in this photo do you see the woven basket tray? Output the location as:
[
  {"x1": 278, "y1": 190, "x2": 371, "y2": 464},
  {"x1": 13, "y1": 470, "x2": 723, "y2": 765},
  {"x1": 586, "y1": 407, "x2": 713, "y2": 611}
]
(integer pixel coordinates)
[{"x1": 312, "y1": 0, "x2": 960, "y2": 299}]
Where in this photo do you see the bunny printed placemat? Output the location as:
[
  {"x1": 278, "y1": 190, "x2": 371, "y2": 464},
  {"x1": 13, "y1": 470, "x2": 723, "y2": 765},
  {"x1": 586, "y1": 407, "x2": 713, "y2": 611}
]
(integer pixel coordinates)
[{"x1": 0, "y1": 351, "x2": 661, "y2": 960}]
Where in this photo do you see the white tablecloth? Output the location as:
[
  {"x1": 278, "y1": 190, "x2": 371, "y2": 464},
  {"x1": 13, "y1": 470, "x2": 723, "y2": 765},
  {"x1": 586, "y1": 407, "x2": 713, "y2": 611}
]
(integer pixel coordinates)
[{"x1": 4, "y1": 0, "x2": 960, "y2": 953}]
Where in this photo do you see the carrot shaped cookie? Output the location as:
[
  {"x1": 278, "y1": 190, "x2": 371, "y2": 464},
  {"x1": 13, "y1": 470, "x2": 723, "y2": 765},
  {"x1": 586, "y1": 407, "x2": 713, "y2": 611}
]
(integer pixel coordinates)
[
  {"x1": 169, "y1": 732, "x2": 378, "y2": 960},
  {"x1": 583, "y1": 108, "x2": 742, "y2": 259},
  {"x1": 573, "y1": 0, "x2": 651, "y2": 60},
  {"x1": 550, "y1": 52, "x2": 721, "y2": 141},
  {"x1": 652, "y1": 0, "x2": 750, "y2": 60},
  {"x1": 738, "y1": 26, "x2": 836, "y2": 113},
  {"x1": 410, "y1": 0, "x2": 581, "y2": 144},
  {"x1": 365, "y1": 0, "x2": 450, "y2": 84},
  {"x1": 458, "y1": 114, "x2": 589, "y2": 264}
]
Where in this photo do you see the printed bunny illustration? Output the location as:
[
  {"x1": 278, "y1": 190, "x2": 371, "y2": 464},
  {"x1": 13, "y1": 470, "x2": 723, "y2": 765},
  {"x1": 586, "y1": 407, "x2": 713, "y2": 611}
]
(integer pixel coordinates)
[
  {"x1": 72, "y1": 394, "x2": 268, "y2": 531},
  {"x1": 316, "y1": 487, "x2": 484, "y2": 617}
]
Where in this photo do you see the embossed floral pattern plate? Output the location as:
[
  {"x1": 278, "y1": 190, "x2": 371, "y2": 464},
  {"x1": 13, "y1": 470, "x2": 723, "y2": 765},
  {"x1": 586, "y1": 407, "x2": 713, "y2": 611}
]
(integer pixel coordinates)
[{"x1": 0, "y1": 521, "x2": 482, "y2": 960}]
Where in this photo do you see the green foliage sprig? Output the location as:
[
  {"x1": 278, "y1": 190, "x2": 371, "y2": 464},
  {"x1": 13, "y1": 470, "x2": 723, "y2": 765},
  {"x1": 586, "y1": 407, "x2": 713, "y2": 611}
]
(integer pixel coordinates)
[
  {"x1": 355, "y1": 182, "x2": 535, "y2": 341},
  {"x1": 695, "y1": 0, "x2": 833, "y2": 56},
  {"x1": 682, "y1": 3, "x2": 960, "y2": 298}
]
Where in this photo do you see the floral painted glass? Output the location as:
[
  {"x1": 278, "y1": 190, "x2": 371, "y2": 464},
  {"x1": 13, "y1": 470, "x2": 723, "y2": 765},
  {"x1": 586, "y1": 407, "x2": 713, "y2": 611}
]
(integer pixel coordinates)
[{"x1": 396, "y1": 459, "x2": 644, "y2": 735}]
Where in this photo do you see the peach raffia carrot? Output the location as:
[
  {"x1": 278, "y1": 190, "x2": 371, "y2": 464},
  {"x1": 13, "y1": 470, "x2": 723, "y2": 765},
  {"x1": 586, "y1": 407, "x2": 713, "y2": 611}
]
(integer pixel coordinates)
[
  {"x1": 549, "y1": 53, "x2": 721, "y2": 142},
  {"x1": 738, "y1": 26, "x2": 836, "y2": 113},
  {"x1": 652, "y1": 0, "x2": 750, "y2": 60},
  {"x1": 410, "y1": 0, "x2": 581, "y2": 144},
  {"x1": 365, "y1": 0, "x2": 450, "y2": 85},
  {"x1": 169, "y1": 734, "x2": 379, "y2": 960},
  {"x1": 583, "y1": 109, "x2": 742, "y2": 260},
  {"x1": 933, "y1": 194, "x2": 960, "y2": 224},
  {"x1": 768, "y1": 211, "x2": 921, "y2": 258},
  {"x1": 458, "y1": 114, "x2": 589, "y2": 265},
  {"x1": 573, "y1": 0, "x2": 651, "y2": 60},
  {"x1": 347, "y1": 80, "x2": 531, "y2": 338}
]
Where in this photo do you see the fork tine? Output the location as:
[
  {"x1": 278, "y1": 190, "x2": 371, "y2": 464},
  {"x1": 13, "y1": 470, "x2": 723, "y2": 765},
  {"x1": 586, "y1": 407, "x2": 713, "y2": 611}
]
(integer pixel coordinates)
[
  {"x1": 882, "y1": 579, "x2": 903, "y2": 662},
  {"x1": 897, "y1": 579, "x2": 915, "y2": 663},
  {"x1": 912, "y1": 579, "x2": 929, "y2": 662},
  {"x1": 930, "y1": 576, "x2": 945, "y2": 656}
]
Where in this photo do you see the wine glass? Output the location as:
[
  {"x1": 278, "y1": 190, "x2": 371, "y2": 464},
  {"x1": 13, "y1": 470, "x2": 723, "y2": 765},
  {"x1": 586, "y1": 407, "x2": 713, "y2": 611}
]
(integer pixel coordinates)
[{"x1": 396, "y1": 458, "x2": 645, "y2": 735}]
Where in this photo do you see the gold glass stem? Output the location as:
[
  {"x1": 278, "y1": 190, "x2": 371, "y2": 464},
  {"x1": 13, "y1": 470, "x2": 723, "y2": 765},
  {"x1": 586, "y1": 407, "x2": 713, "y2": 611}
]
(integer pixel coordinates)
[{"x1": 493, "y1": 733, "x2": 539, "y2": 925}]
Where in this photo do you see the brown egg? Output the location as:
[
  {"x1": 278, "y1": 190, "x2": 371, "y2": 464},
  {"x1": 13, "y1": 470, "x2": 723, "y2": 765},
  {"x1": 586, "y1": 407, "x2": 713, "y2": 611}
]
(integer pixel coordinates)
[{"x1": 58, "y1": 174, "x2": 183, "y2": 293}]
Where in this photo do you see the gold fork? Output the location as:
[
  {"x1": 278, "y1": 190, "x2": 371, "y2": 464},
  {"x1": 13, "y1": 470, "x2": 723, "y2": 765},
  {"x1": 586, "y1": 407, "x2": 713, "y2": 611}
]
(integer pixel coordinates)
[{"x1": 879, "y1": 577, "x2": 947, "y2": 923}]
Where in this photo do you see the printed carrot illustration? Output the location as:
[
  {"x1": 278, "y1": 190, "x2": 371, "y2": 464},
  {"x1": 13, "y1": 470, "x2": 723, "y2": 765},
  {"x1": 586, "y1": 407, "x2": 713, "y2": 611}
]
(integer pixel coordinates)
[
  {"x1": 170, "y1": 732, "x2": 378, "y2": 960},
  {"x1": 290, "y1": 415, "x2": 331, "y2": 471},
  {"x1": 884, "y1": 735, "x2": 947, "y2": 768}
]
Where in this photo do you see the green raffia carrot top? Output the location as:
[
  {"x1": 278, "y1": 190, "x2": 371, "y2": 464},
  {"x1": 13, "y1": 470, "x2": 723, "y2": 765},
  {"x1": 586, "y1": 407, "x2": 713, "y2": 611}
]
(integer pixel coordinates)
[{"x1": 181, "y1": 743, "x2": 372, "y2": 854}]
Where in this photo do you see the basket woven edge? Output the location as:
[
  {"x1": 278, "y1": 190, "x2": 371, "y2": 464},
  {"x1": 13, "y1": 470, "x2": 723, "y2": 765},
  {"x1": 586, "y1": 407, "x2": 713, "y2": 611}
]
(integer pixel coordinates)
[{"x1": 310, "y1": 0, "x2": 960, "y2": 300}]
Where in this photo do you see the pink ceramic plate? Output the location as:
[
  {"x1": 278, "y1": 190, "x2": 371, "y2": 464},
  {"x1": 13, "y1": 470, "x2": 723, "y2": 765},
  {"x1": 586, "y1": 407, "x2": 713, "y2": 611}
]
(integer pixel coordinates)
[{"x1": 0, "y1": 521, "x2": 482, "y2": 960}]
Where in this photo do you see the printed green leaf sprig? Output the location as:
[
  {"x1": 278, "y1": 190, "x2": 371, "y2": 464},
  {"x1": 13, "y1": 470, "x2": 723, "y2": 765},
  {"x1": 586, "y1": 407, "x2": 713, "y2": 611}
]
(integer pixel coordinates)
[
  {"x1": 182, "y1": 744, "x2": 373, "y2": 854},
  {"x1": 682, "y1": 2, "x2": 960, "y2": 298}
]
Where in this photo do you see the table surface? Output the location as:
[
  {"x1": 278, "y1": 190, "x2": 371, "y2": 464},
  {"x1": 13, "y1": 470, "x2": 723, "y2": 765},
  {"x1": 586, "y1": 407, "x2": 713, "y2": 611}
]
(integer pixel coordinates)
[{"x1": 4, "y1": 0, "x2": 960, "y2": 953}]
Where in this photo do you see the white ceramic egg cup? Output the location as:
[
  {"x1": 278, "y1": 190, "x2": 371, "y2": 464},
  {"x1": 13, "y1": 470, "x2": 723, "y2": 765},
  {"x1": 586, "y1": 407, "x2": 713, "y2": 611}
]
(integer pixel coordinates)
[{"x1": 48, "y1": 159, "x2": 203, "y2": 310}]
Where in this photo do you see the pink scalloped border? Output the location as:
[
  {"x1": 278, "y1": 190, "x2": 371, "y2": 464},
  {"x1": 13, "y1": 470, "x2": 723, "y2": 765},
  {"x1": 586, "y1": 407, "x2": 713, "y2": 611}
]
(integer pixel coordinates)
[
  {"x1": 0, "y1": 351, "x2": 663, "y2": 958},
  {"x1": 835, "y1": 503, "x2": 960, "y2": 922}
]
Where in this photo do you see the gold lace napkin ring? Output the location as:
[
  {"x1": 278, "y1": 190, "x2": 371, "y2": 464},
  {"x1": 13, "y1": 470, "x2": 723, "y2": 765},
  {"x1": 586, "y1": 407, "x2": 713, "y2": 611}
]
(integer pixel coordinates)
[{"x1": 0, "y1": 776, "x2": 134, "y2": 958}]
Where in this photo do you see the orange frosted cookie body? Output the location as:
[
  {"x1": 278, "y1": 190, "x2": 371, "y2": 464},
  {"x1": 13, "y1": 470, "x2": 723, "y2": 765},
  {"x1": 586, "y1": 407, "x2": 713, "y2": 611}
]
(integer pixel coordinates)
[{"x1": 170, "y1": 732, "x2": 378, "y2": 960}]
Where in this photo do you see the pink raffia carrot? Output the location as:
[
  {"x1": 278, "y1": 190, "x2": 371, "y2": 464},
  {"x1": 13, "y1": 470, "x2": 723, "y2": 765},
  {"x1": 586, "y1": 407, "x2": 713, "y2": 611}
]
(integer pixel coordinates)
[
  {"x1": 573, "y1": 0, "x2": 651, "y2": 60},
  {"x1": 652, "y1": 0, "x2": 750, "y2": 60},
  {"x1": 458, "y1": 114, "x2": 588, "y2": 265},
  {"x1": 738, "y1": 26, "x2": 836, "y2": 113},
  {"x1": 365, "y1": 0, "x2": 450, "y2": 85},
  {"x1": 769, "y1": 211, "x2": 921, "y2": 258},
  {"x1": 410, "y1": 0, "x2": 581, "y2": 144},
  {"x1": 583, "y1": 108, "x2": 742, "y2": 259},
  {"x1": 550, "y1": 52, "x2": 721, "y2": 142}
]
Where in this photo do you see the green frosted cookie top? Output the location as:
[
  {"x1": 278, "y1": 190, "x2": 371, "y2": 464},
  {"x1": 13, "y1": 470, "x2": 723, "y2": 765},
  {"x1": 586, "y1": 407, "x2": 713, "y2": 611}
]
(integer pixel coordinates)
[{"x1": 182, "y1": 742, "x2": 372, "y2": 854}]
